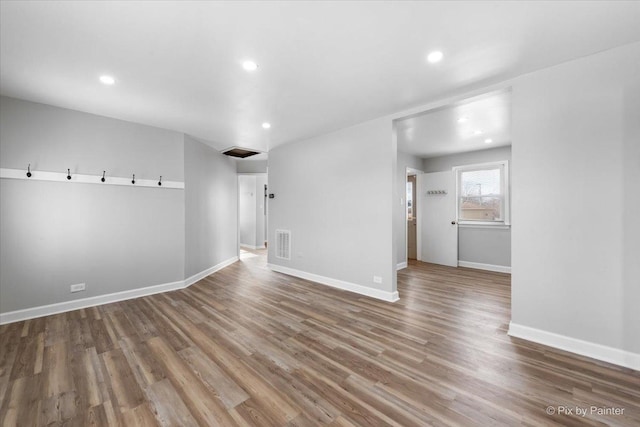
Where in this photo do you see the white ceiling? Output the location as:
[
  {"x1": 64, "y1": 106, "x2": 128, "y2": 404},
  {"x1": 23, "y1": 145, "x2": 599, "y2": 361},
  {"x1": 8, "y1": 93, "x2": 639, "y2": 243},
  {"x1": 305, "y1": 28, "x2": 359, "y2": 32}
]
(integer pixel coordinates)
[
  {"x1": 396, "y1": 90, "x2": 511, "y2": 158},
  {"x1": 1, "y1": 1, "x2": 639, "y2": 153}
]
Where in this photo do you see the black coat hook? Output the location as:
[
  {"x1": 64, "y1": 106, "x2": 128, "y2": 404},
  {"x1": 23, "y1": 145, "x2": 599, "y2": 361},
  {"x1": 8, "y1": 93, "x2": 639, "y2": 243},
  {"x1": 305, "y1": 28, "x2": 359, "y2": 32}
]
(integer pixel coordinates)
[
  {"x1": 101, "y1": 171, "x2": 106, "y2": 183},
  {"x1": 67, "y1": 169, "x2": 71, "y2": 180},
  {"x1": 26, "y1": 164, "x2": 32, "y2": 178},
  {"x1": 158, "y1": 176, "x2": 162, "y2": 186},
  {"x1": 132, "y1": 174, "x2": 136, "y2": 184}
]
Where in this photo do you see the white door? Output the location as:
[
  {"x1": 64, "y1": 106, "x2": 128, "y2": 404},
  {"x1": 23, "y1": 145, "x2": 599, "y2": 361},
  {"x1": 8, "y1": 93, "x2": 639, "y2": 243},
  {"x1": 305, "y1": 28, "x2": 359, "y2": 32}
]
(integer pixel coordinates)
[{"x1": 418, "y1": 171, "x2": 458, "y2": 267}]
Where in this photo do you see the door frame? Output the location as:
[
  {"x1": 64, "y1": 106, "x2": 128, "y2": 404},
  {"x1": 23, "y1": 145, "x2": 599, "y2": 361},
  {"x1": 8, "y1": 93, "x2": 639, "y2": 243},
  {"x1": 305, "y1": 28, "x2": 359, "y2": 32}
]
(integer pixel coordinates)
[
  {"x1": 406, "y1": 167, "x2": 423, "y2": 265},
  {"x1": 237, "y1": 172, "x2": 268, "y2": 256}
]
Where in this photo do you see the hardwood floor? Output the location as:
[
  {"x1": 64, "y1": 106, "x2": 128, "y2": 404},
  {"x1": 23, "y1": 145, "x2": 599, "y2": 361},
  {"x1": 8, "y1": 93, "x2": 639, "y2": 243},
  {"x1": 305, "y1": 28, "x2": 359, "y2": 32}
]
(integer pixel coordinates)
[{"x1": 1, "y1": 251, "x2": 639, "y2": 426}]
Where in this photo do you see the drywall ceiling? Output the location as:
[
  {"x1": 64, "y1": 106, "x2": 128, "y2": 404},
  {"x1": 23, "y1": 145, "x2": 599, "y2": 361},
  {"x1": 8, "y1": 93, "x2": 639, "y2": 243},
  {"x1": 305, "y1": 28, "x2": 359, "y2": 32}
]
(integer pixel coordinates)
[
  {"x1": 396, "y1": 90, "x2": 511, "y2": 158},
  {"x1": 1, "y1": 1, "x2": 639, "y2": 153}
]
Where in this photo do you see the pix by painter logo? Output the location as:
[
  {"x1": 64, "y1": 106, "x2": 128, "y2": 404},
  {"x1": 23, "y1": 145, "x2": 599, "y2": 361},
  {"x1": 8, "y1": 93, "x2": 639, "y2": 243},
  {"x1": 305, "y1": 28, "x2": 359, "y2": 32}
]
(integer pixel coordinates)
[{"x1": 546, "y1": 405, "x2": 625, "y2": 417}]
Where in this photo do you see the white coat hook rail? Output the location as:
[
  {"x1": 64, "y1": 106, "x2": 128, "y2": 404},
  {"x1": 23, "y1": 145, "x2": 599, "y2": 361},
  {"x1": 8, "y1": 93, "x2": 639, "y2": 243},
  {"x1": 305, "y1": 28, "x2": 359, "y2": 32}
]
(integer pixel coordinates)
[
  {"x1": 426, "y1": 190, "x2": 448, "y2": 195},
  {"x1": 0, "y1": 166, "x2": 184, "y2": 189}
]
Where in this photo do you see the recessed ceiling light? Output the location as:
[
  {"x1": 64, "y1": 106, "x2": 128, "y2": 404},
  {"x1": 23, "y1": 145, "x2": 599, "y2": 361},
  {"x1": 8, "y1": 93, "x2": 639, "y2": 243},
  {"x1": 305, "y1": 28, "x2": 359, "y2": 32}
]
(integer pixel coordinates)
[
  {"x1": 457, "y1": 117, "x2": 468, "y2": 123},
  {"x1": 427, "y1": 51, "x2": 443, "y2": 64},
  {"x1": 262, "y1": 122, "x2": 271, "y2": 129},
  {"x1": 99, "y1": 75, "x2": 115, "y2": 85},
  {"x1": 474, "y1": 130, "x2": 483, "y2": 135},
  {"x1": 242, "y1": 61, "x2": 258, "y2": 71},
  {"x1": 484, "y1": 138, "x2": 493, "y2": 144}
]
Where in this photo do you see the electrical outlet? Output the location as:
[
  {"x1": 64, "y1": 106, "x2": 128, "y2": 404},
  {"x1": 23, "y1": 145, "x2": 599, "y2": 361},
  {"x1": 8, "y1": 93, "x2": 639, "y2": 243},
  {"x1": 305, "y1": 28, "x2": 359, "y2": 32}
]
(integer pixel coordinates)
[
  {"x1": 70, "y1": 283, "x2": 86, "y2": 293},
  {"x1": 373, "y1": 276, "x2": 382, "y2": 284}
]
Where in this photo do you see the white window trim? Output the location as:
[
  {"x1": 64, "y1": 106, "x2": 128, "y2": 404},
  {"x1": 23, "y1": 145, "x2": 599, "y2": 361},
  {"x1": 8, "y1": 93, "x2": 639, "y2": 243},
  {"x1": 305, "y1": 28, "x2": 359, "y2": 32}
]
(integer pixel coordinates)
[
  {"x1": 453, "y1": 160, "x2": 510, "y2": 227},
  {"x1": 458, "y1": 223, "x2": 511, "y2": 230}
]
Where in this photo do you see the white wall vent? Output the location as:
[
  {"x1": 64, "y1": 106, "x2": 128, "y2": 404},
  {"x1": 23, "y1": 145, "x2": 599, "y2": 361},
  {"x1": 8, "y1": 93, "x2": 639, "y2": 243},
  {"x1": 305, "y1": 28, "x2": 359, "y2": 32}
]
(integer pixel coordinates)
[{"x1": 275, "y1": 229, "x2": 291, "y2": 260}]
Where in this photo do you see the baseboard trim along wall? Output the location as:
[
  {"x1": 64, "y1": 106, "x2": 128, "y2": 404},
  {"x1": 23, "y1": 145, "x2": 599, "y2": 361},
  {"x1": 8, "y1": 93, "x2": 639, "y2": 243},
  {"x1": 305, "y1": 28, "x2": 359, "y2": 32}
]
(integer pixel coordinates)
[
  {"x1": 508, "y1": 322, "x2": 640, "y2": 371},
  {"x1": 240, "y1": 244, "x2": 266, "y2": 250},
  {"x1": 267, "y1": 263, "x2": 400, "y2": 302},
  {"x1": 396, "y1": 262, "x2": 408, "y2": 270},
  {"x1": 0, "y1": 256, "x2": 239, "y2": 325},
  {"x1": 183, "y1": 256, "x2": 239, "y2": 288},
  {"x1": 458, "y1": 260, "x2": 511, "y2": 273},
  {"x1": 0, "y1": 280, "x2": 184, "y2": 325}
]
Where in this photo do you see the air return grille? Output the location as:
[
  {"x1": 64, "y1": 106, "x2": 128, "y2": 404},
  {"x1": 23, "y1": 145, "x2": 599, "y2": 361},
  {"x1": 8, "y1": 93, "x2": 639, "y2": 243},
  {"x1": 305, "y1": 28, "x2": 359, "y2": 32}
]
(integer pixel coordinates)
[
  {"x1": 222, "y1": 147, "x2": 261, "y2": 158},
  {"x1": 275, "y1": 230, "x2": 291, "y2": 260}
]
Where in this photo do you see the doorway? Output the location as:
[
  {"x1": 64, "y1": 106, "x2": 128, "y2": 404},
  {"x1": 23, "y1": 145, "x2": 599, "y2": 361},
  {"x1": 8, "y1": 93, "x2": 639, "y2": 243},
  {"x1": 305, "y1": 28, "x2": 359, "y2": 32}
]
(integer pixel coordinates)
[
  {"x1": 395, "y1": 89, "x2": 512, "y2": 272},
  {"x1": 238, "y1": 173, "x2": 268, "y2": 260},
  {"x1": 406, "y1": 172, "x2": 417, "y2": 260}
]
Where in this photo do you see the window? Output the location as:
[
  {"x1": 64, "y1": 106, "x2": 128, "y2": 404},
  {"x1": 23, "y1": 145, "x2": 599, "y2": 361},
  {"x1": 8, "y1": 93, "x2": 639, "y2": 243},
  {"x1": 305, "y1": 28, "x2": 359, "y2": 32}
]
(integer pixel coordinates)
[{"x1": 454, "y1": 161, "x2": 509, "y2": 226}]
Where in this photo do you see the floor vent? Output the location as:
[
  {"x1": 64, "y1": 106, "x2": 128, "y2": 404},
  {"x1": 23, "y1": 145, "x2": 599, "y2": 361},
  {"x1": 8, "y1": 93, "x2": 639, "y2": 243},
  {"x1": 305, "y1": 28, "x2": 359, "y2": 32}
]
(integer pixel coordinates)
[{"x1": 275, "y1": 229, "x2": 291, "y2": 260}]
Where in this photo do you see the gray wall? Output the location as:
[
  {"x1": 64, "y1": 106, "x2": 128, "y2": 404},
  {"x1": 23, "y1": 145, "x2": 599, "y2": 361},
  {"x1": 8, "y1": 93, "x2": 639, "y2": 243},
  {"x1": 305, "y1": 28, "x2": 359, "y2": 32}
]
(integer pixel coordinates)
[
  {"x1": 458, "y1": 227, "x2": 510, "y2": 266},
  {"x1": 396, "y1": 151, "x2": 423, "y2": 266},
  {"x1": 511, "y1": 42, "x2": 639, "y2": 353},
  {"x1": 237, "y1": 159, "x2": 268, "y2": 173},
  {"x1": 421, "y1": 146, "x2": 511, "y2": 174},
  {"x1": 422, "y1": 146, "x2": 512, "y2": 267},
  {"x1": 622, "y1": 73, "x2": 640, "y2": 357},
  {"x1": 184, "y1": 135, "x2": 238, "y2": 278},
  {"x1": 0, "y1": 96, "x2": 185, "y2": 312},
  {"x1": 268, "y1": 117, "x2": 396, "y2": 295},
  {"x1": 0, "y1": 97, "x2": 184, "y2": 180}
]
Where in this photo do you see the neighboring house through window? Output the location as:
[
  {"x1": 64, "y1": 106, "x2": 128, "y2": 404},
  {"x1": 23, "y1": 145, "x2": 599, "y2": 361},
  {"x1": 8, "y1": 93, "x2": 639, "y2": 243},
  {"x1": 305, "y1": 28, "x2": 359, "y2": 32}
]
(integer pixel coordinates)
[{"x1": 454, "y1": 161, "x2": 510, "y2": 226}]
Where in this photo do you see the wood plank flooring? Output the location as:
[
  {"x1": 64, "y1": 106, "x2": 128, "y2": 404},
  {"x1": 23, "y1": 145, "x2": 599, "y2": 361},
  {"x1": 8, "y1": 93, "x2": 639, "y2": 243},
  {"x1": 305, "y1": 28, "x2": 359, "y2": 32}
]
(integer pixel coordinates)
[{"x1": 1, "y1": 250, "x2": 639, "y2": 426}]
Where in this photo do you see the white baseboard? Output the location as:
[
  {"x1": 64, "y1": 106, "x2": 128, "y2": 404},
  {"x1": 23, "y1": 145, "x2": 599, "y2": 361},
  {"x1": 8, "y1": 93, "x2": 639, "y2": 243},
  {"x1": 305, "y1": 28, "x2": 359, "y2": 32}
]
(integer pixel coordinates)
[
  {"x1": 508, "y1": 322, "x2": 640, "y2": 371},
  {"x1": 0, "y1": 280, "x2": 184, "y2": 325},
  {"x1": 0, "y1": 256, "x2": 239, "y2": 325},
  {"x1": 396, "y1": 262, "x2": 408, "y2": 270},
  {"x1": 268, "y1": 263, "x2": 399, "y2": 302},
  {"x1": 184, "y1": 256, "x2": 239, "y2": 287},
  {"x1": 458, "y1": 260, "x2": 511, "y2": 273},
  {"x1": 240, "y1": 244, "x2": 265, "y2": 250}
]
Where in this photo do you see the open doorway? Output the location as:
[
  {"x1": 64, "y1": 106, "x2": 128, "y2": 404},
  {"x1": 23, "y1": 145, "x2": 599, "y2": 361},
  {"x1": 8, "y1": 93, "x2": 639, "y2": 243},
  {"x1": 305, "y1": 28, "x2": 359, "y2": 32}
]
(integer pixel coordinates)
[
  {"x1": 396, "y1": 89, "x2": 512, "y2": 273},
  {"x1": 406, "y1": 167, "x2": 422, "y2": 264},
  {"x1": 407, "y1": 174, "x2": 417, "y2": 260},
  {"x1": 238, "y1": 173, "x2": 268, "y2": 261}
]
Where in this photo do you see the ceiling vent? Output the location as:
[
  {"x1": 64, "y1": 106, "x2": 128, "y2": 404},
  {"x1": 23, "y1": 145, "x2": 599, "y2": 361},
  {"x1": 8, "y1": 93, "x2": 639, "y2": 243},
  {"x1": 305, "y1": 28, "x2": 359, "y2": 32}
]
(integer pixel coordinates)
[{"x1": 222, "y1": 146, "x2": 262, "y2": 158}]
